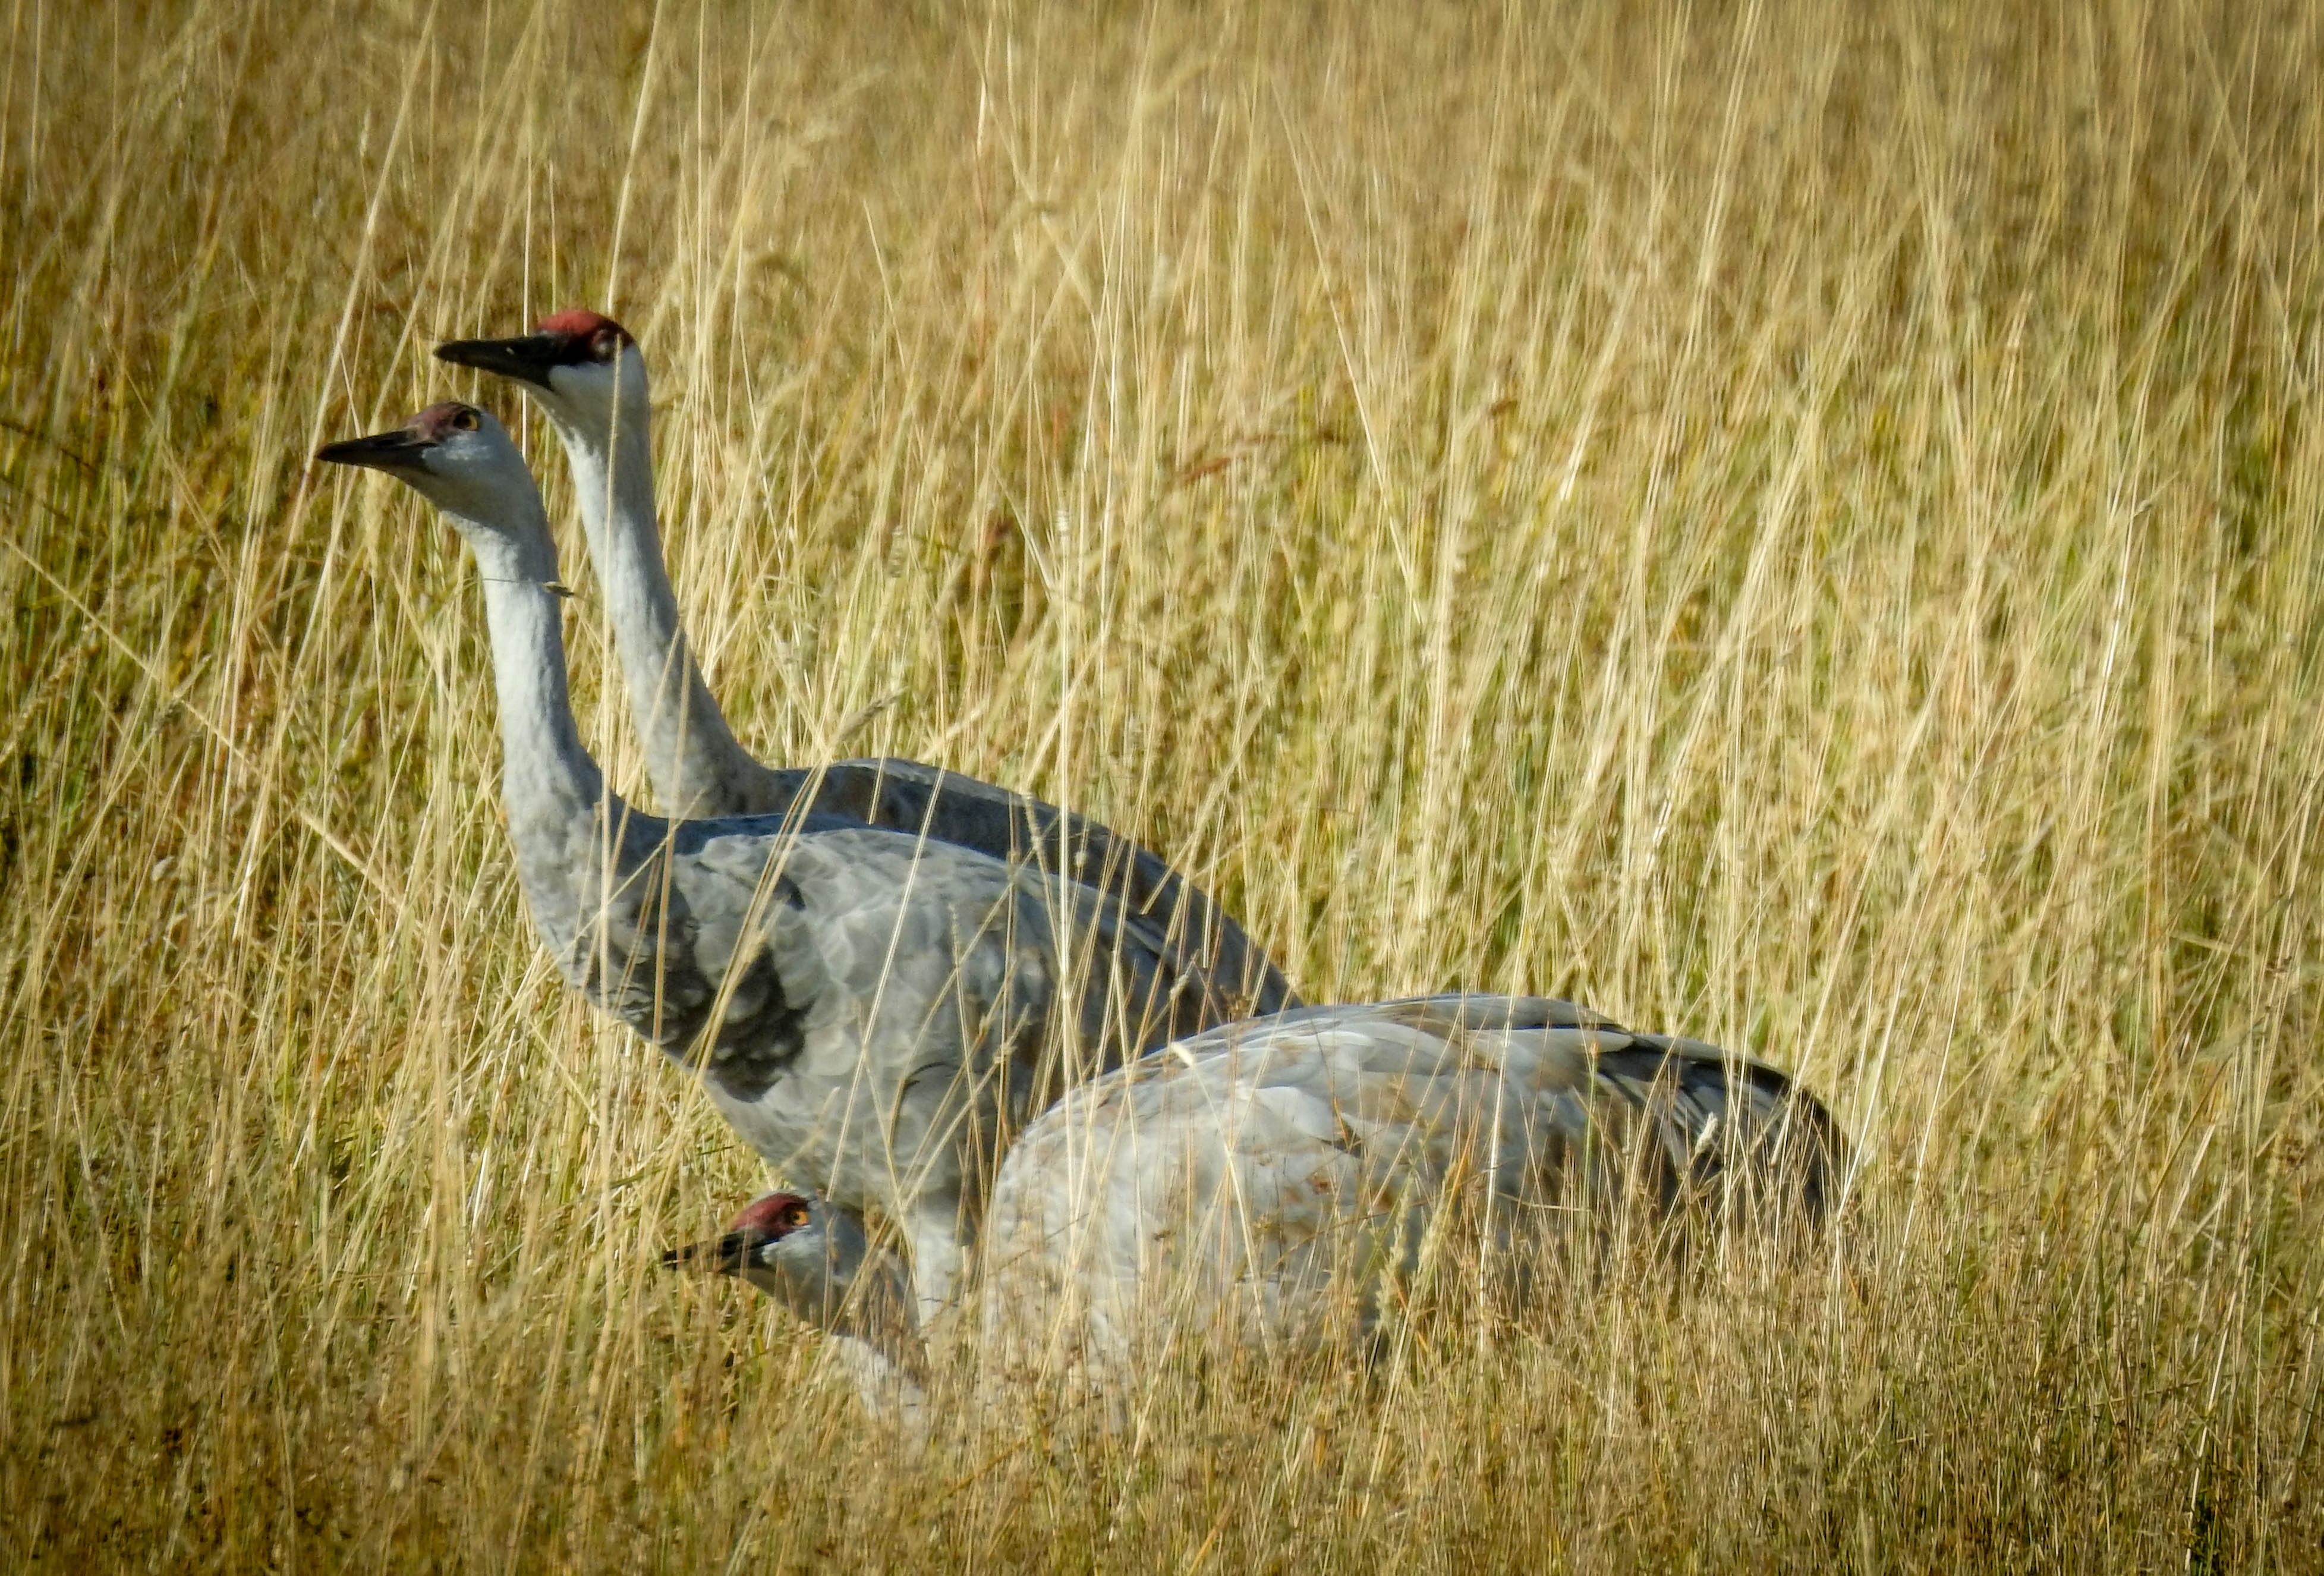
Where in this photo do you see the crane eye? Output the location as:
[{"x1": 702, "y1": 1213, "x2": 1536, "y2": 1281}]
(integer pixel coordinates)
[
  {"x1": 780, "y1": 1204, "x2": 810, "y2": 1231},
  {"x1": 448, "y1": 407, "x2": 480, "y2": 432},
  {"x1": 590, "y1": 329, "x2": 620, "y2": 361}
]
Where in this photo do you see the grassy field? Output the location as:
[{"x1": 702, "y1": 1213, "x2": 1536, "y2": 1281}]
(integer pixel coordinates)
[{"x1": 4, "y1": 0, "x2": 2323, "y2": 1568}]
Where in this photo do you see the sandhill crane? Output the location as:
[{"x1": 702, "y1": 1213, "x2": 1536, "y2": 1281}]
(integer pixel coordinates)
[
  {"x1": 432, "y1": 313, "x2": 1290, "y2": 1027},
  {"x1": 673, "y1": 994, "x2": 1841, "y2": 1414},
  {"x1": 978, "y1": 994, "x2": 1841, "y2": 1398},
  {"x1": 315, "y1": 403, "x2": 1242, "y2": 1320},
  {"x1": 662, "y1": 1192, "x2": 925, "y2": 1425}
]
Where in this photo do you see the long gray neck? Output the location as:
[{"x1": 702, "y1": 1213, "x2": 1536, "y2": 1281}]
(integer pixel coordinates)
[
  {"x1": 460, "y1": 515, "x2": 648, "y2": 965},
  {"x1": 550, "y1": 400, "x2": 771, "y2": 820}
]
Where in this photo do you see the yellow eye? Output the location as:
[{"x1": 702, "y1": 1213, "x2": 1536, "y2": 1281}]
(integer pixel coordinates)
[
  {"x1": 781, "y1": 1204, "x2": 810, "y2": 1230},
  {"x1": 591, "y1": 330, "x2": 620, "y2": 361},
  {"x1": 449, "y1": 407, "x2": 480, "y2": 432}
]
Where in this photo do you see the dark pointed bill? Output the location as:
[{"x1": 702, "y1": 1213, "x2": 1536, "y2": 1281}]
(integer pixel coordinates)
[
  {"x1": 433, "y1": 333, "x2": 575, "y2": 388},
  {"x1": 660, "y1": 1231, "x2": 752, "y2": 1274},
  {"x1": 314, "y1": 428, "x2": 436, "y2": 472},
  {"x1": 436, "y1": 310, "x2": 633, "y2": 386},
  {"x1": 316, "y1": 404, "x2": 481, "y2": 471}
]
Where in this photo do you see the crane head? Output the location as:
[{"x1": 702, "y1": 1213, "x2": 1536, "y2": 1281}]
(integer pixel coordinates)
[
  {"x1": 316, "y1": 399, "x2": 525, "y2": 483},
  {"x1": 660, "y1": 1191, "x2": 880, "y2": 1329},
  {"x1": 316, "y1": 400, "x2": 493, "y2": 471},
  {"x1": 434, "y1": 310, "x2": 643, "y2": 432},
  {"x1": 662, "y1": 1191, "x2": 820, "y2": 1279},
  {"x1": 316, "y1": 402, "x2": 547, "y2": 544}
]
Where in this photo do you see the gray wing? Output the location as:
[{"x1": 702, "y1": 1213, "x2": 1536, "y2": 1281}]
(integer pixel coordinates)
[
  {"x1": 1579, "y1": 1030, "x2": 1844, "y2": 1220},
  {"x1": 745, "y1": 757, "x2": 1296, "y2": 1027},
  {"x1": 1214, "y1": 993, "x2": 1843, "y2": 1216},
  {"x1": 559, "y1": 806, "x2": 1189, "y2": 1080}
]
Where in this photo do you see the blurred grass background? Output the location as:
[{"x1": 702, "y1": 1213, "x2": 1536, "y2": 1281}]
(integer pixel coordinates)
[{"x1": 3, "y1": 0, "x2": 2322, "y2": 1568}]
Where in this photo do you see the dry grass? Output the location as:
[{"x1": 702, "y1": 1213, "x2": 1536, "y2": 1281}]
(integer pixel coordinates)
[{"x1": 4, "y1": 0, "x2": 2323, "y2": 1568}]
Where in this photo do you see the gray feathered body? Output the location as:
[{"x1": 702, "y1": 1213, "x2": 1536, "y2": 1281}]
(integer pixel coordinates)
[
  {"x1": 508, "y1": 798, "x2": 1212, "y2": 1262},
  {"x1": 978, "y1": 994, "x2": 1841, "y2": 1390},
  {"x1": 699, "y1": 757, "x2": 1293, "y2": 1028}
]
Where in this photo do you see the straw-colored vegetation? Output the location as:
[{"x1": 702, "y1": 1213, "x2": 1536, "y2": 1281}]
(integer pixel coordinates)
[{"x1": 5, "y1": 0, "x2": 2322, "y2": 1568}]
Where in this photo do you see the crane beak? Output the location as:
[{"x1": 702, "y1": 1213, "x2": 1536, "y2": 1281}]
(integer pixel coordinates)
[
  {"x1": 660, "y1": 1231, "x2": 755, "y2": 1276},
  {"x1": 314, "y1": 429, "x2": 436, "y2": 473},
  {"x1": 434, "y1": 333, "x2": 572, "y2": 389}
]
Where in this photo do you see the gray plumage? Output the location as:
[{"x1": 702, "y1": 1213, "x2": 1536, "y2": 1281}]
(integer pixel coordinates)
[
  {"x1": 978, "y1": 993, "x2": 1841, "y2": 1395},
  {"x1": 432, "y1": 313, "x2": 1290, "y2": 1025},
  {"x1": 678, "y1": 993, "x2": 1841, "y2": 1417},
  {"x1": 316, "y1": 402, "x2": 1277, "y2": 1318}
]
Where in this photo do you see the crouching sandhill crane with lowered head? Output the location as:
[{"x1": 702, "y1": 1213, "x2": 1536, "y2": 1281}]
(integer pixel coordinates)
[
  {"x1": 314, "y1": 402, "x2": 1252, "y2": 1321},
  {"x1": 432, "y1": 312, "x2": 1291, "y2": 1027},
  {"x1": 663, "y1": 1193, "x2": 928, "y2": 1427},
  {"x1": 669, "y1": 993, "x2": 1843, "y2": 1417}
]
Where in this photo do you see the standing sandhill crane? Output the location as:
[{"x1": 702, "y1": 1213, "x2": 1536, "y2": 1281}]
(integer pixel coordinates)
[
  {"x1": 315, "y1": 403, "x2": 1233, "y2": 1319},
  {"x1": 672, "y1": 995, "x2": 1841, "y2": 1414},
  {"x1": 432, "y1": 312, "x2": 1290, "y2": 1027}
]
